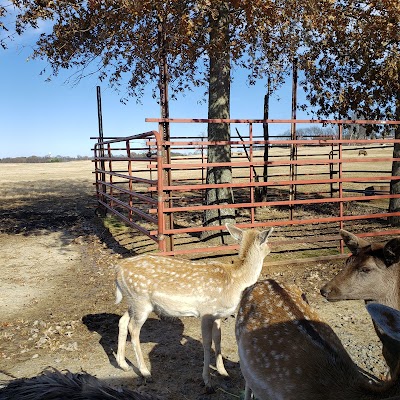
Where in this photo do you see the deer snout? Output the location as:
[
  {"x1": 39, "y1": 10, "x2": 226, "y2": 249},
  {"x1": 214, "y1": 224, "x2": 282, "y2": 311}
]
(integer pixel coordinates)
[
  {"x1": 320, "y1": 284, "x2": 332, "y2": 299},
  {"x1": 320, "y1": 284, "x2": 342, "y2": 301}
]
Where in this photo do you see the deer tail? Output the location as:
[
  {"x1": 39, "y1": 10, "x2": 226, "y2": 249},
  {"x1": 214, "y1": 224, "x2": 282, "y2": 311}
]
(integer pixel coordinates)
[{"x1": 115, "y1": 281, "x2": 123, "y2": 305}]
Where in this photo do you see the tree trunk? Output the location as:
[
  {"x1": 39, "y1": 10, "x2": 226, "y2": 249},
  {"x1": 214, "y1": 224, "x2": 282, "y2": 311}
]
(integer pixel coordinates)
[
  {"x1": 201, "y1": 2, "x2": 235, "y2": 243},
  {"x1": 389, "y1": 90, "x2": 400, "y2": 225}
]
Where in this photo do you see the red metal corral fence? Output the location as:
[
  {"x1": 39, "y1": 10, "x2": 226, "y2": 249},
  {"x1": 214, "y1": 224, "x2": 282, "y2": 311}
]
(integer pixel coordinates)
[{"x1": 92, "y1": 118, "x2": 400, "y2": 261}]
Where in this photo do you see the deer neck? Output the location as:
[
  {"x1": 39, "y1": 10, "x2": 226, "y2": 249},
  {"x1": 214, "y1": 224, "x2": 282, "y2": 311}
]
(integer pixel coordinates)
[
  {"x1": 379, "y1": 268, "x2": 400, "y2": 309},
  {"x1": 394, "y1": 268, "x2": 400, "y2": 310},
  {"x1": 233, "y1": 244, "x2": 265, "y2": 287}
]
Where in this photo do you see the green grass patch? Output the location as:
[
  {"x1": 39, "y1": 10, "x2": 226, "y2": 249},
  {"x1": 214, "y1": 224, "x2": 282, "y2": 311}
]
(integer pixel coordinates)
[
  {"x1": 269, "y1": 247, "x2": 340, "y2": 262},
  {"x1": 103, "y1": 214, "x2": 132, "y2": 235}
]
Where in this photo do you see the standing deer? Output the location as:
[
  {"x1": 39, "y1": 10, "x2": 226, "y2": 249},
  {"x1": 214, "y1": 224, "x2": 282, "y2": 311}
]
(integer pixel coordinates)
[
  {"x1": 320, "y1": 229, "x2": 400, "y2": 376},
  {"x1": 115, "y1": 224, "x2": 273, "y2": 390},
  {"x1": 236, "y1": 279, "x2": 400, "y2": 400}
]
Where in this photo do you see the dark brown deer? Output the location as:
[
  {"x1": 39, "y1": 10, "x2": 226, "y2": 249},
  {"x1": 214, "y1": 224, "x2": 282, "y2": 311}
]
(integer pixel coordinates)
[
  {"x1": 0, "y1": 368, "x2": 156, "y2": 400},
  {"x1": 236, "y1": 279, "x2": 400, "y2": 400},
  {"x1": 115, "y1": 224, "x2": 273, "y2": 390},
  {"x1": 320, "y1": 229, "x2": 400, "y2": 376},
  {"x1": 364, "y1": 185, "x2": 390, "y2": 196}
]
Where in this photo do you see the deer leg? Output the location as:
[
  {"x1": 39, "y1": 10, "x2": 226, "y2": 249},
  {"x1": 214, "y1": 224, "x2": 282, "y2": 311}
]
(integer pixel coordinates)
[
  {"x1": 128, "y1": 306, "x2": 152, "y2": 379},
  {"x1": 201, "y1": 316, "x2": 214, "y2": 390},
  {"x1": 244, "y1": 383, "x2": 253, "y2": 400},
  {"x1": 116, "y1": 311, "x2": 131, "y2": 371},
  {"x1": 212, "y1": 318, "x2": 228, "y2": 377}
]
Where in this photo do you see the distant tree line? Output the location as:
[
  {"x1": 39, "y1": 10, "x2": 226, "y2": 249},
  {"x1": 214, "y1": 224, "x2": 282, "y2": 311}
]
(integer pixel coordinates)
[
  {"x1": 0, "y1": 151, "x2": 187, "y2": 163},
  {"x1": 280, "y1": 126, "x2": 337, "y2": 140},
  {"x1": 0, "y1": 155, "x2": 91, "y2": 163},
  {"x1": 281, "y1": 125, "x2": 395, "y2": 141}
]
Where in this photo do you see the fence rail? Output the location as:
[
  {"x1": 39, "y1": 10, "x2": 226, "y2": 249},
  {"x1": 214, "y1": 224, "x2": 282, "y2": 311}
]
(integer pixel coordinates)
[{"x1": 92, "y1": 118, "x2": 400, "y2": 260}]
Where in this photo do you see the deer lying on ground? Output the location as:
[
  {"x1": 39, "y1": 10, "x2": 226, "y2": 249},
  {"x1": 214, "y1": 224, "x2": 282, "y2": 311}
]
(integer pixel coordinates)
[
  {"x1": 0, "y1": 368, "x2": 155, "y2": 400},
  {"x1": 236, "y1": 279, "x2": 400, "y2": 400},
  {"x1": 320, "y1": 229, "x2": 400, "y2": 376},
  {"x1": 115, "y1": 224, "x2": 273, "y2": 390}
]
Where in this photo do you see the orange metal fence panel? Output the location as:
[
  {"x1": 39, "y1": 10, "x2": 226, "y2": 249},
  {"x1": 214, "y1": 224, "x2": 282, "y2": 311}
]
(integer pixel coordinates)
[{"x1": 92, "y1": 119, "x2": 400, "y2": 260}]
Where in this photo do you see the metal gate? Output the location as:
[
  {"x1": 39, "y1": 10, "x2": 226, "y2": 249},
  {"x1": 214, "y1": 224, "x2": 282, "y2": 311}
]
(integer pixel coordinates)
[{"x1": 92, "y1": 118, "x2": 400, "y2": 260}]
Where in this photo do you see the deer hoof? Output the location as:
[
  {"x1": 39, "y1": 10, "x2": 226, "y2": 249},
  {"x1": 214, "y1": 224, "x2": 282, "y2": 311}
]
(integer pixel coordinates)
[{"x1": 117, "y1": 361, "x2": 132, "y2": 372}]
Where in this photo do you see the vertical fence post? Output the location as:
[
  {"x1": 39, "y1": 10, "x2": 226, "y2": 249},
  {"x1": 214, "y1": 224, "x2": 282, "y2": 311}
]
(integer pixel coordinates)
[
  {"x1": 249, "y1": 123, "x2": 255, "y2": 223},
  {"x1": 94, "y1": 143, "x2": 101, "y2": 208},
  {"x1": 201, "y1": 136, "x2": 205, "y2": 186},
  {"x1": 108, "y1": 143, "x2": 113, "y2": 209},
  {"x1": 329, "y1": 143, "x2": 335, "y2": 198},
  {"x1": 263, "y1": 78, "x2": 271, "y2": 201},
  {"x1": 155, "y1": 131, "x2": 167, "y2": 253},
  {"x1": 289, "y1": 58, "x2": 298, "y2": 220},
  {"x1": 338, "y1": 123, "x2": 344, "y2": 254},
  {"x1": 148, "y1": 143, "x2": 153, "y2": 191},
  {"x1": 96, "y1": 86, "x2": 107, "y2": 212},
  {"x1": 127, "y1": 139, "x2": 133, "y2": 222}
]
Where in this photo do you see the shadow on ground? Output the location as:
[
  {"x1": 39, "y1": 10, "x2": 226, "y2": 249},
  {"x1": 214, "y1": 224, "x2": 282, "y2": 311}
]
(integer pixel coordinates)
[
  {"x1": 0, "y1": 180, "x2": 133, "y2": 256},
  {"x1": 82, "y1": 312, "x2": 242, "y2": 399}
]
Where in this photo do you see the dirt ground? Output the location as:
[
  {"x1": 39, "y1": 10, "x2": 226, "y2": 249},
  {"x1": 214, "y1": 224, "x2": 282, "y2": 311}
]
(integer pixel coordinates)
[{"x1": 0, "y1": 161, "x2": 388, "y2": 399}]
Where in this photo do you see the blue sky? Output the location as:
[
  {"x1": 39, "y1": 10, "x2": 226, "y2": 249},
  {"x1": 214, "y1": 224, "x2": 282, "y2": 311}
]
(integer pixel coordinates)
[{"x1": 1, "y1": 22, "x2": 311, "y2": 158}]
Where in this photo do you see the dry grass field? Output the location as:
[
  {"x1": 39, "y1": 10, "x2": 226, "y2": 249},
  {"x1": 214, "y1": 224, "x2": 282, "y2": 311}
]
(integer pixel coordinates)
[{"x1": 0, "y1": 159, "x2": 391, "y2": 399}]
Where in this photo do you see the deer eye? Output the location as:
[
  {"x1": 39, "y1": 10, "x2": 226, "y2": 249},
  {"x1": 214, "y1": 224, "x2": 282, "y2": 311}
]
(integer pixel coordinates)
[
  {"x1": 359, "y1": 267, "x2": 371, "y2": 274},
  {"x1": 345, "y1": 255, "x2": 354, "y2": 265}
]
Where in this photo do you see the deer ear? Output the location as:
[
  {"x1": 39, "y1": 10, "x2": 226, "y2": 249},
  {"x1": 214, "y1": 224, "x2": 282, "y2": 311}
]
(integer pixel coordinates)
[
  {"x1": 383, "y1": 238, "x2": 400, "y2": 266},
  {"x1": 226, "y1": 224, "x2": 243, "y2": 241},
  {"x1": 366, "y1": 303, "x2": 400, "y2": 342},
  {"x1": 259, "y1": 227, "x2": 274, "y2": 245},
  {"x1": 340, "y1": 230, "x2": 369, "y2": 254}
]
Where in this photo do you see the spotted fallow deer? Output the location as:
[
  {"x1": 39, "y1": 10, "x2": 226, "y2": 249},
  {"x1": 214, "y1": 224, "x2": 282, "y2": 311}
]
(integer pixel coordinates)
[
  {"x1": 236, "y1": 279, "x2": 400, "y2": 400},
  {"x1": 320, "y1": 229, "x2": 400, "y2": 376},
  {"x1": 115, "y1": 224, "x2": 274, "y2": 390}
]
